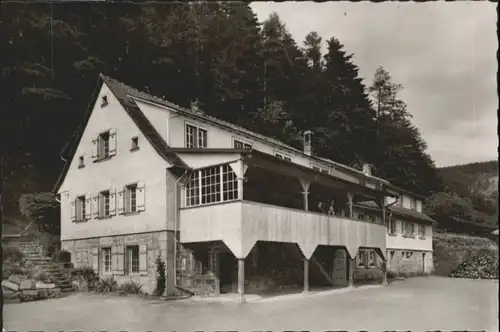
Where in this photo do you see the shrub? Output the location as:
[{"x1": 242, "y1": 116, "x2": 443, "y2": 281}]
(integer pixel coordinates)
[
  {"x1": 33, "y1": 270, "x2": 49, "y2": 282},
  {"x1": 52, "y1": 249, "x2": 71, "y2": 263},
  {"x1": 154, "y1": 254, "x2": 166, "y2": 296},
  {"x1": 95, "y1": 275, "x2": 117, "y2": 293},
  {"x1": 3, "y1": 247, "x2": 24, "y2": 263},
  {"x1": 118, "y1": 280, "x2": 143, "y2": 294},
  {"x1": 72, "y1": 266, "x2": 99, "y2": 289},
  {"x1": 3, "y1": 265, "x2": 25, "y2": 279}
]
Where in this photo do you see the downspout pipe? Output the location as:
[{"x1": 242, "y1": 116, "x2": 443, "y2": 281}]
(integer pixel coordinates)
[{"x1": 172, "y1": 168, "x2": 192, "y2": 293}]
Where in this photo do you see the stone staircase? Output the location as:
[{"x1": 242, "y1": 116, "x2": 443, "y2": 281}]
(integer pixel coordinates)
[{"x1": 18, "y1": 241, "x2": 73, "y2": 293}]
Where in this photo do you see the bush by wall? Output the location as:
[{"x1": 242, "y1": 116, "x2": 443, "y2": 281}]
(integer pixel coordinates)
[{"x1": 154, "y1": 254, "x2": 166, "y2": 296}]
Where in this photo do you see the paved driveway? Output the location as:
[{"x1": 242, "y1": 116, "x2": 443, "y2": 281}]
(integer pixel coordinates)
[{"x1": 4, "y1": 277, "x2": 498, "y2": 331}]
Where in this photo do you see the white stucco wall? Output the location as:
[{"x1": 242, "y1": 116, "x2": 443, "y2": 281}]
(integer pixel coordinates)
[
  {"x1": 59, "y1": 83, "x2": 170, "y2": 240},
  {"x1": 386, "y1": 219, "x2": 433, "y2": 251}
]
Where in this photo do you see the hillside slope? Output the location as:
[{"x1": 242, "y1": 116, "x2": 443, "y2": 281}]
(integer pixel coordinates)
[{"x1": 438, "y1": 160, "x2": 498, "y2": 229}]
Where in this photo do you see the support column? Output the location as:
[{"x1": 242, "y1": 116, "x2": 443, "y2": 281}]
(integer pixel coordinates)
[
  {"x1": 347, "y1": 192, "x2": 354, "y2": 218},
  {"x1": 237, "y1": 259, "x2": 245, "y2": 303},
  {"x1": 299, "y1": 178, "x2": 311, "y2": 211},
  {"x1": 237, "y1": 177, "x2": 244, "y2": 200},
  {"x1": 303, "y1": 259, "x2": 310, "y2": 293},
  {"x1": 382, "y1": 259, "x2": 388, "y2": 286},
  {"x1": 381, "y1": 197, "x2": 386, "y2": 226},
  {"x1": 348, "y1": 257, "x2": 354, "y2": 287}
]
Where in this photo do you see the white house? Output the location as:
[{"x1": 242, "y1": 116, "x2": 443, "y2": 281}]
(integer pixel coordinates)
[{"x1": 54, "y1": 74, "x2": 434, "y2": 300}]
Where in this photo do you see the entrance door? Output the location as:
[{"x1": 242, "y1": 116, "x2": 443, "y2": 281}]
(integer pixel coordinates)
[
  {"x1": 422, "y1": 253, "x2": 426, "y2": 273},
  {"x1": 218, "y1": 252, "x2": 235, "y2": 293},
  {"x1": 333, "y1": 249, "x2": 347, "y2": 286}
]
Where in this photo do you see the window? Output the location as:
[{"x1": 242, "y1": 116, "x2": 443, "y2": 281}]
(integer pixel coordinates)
[
  {"x1": 312, "y1": 165, "x2": 329, "y2": 174},
  {"x1": 92, "y1": 129, "x2": 116, "y2": 161},
  {"x1": 275, "y1": 152, "x2": 292, "y2": 162},
  {"x1": 101, "y1": 95, "x2": 108, "y2": 107},
  {"x1": 406, "y1": 251, "x2": 413, "y2": 259},
  {"x1": 403, "y1": 222, "x2": 415, "y2": 237},
  {"x1": 78, "y1": 156, "x2": 85, "y2": 168},
  {"x1": 410, "y1": 198, "x2": 417, "y2": 210},
  {"x1": 357, "y1": 251, "x2": 366, "y2": 267},
  {"x1": 99, "y1": 190, "x2": 110, "y2": 217},
  {"x1": 99, "y1": 131, "x2": 110, "y2": 159},
  {"x1": 76, "y1": 196, "x2": 86, "y2": 221},
  {"x1": 102, "y1": 247, "x2": 111, "y2": 273},
  {"x1": 126, "y1": 246, "x2": 139, "y2": 274},
  {"x1": 368, "y1": 251, "x2": 376, "y2": 267},
  {"x1": 418, "y1": 224, "x2": 426, "y2": 238},
  {"x1": 131, "y1": 136, "x2": 139, "y2": 151},
  {"x1": 185, "y1": 164, "x2": 238, "y2": 207},
  {"x1": 186, "y1": 124, "x2": 207, "y2": 148},
  {"x1": 234, "y1": 139, "x2": 252, "y2": 150},
  {"x1": 388, "y1": 219, "x2": 397, "y2": 235},
  {"x1": 126, "y1": 184, "x2": 138, "y2": 213}
]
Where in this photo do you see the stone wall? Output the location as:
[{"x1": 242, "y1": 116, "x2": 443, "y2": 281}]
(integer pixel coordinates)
[
  {"x1": 61, "y1": 231, "x2": 168, "y2": 295},
  {"x1": 387, "y1": 249, "x2": 434, "y2": 276}
]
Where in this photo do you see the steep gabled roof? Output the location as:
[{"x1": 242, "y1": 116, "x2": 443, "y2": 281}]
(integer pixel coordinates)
[{"x1": 53, "y1": 75, "x2": 189, "y2": 193}]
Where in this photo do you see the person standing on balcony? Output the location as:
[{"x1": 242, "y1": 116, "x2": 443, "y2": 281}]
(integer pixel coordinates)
[{"x1": 328, "y1": 200, "x2": 335, "y2": 216}]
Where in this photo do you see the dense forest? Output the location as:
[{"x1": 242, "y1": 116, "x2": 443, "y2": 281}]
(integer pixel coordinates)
[{"x1": 2, "y1": 2, "x2": 491, "y2": 232}]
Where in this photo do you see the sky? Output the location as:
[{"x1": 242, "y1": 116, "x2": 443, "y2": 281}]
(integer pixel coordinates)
[{"x1": 250, "y1": 2, "x2": 498, "y2": 168}]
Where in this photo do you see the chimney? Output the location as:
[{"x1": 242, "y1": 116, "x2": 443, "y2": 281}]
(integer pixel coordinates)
[
  {"x1": 362, "y1": 163, "x2": 372, "y2": 176},
  {"x1": 190, "y1": 99, "x2": 204, "y2": 115},
  {"x1": 303, "y1": 130, "x2": 313, "y2": 156}
]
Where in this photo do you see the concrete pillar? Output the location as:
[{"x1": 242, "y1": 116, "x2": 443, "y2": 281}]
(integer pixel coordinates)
[
  {"x1": 302, "y1": 191, "x2": 309, "y2": 211},
  {"x1": 347, "y1": 192, "x2": 354, "y2": 218},
  {"x1": 303, "y1": 259, "x2": 310, "y2": 293},
  {"x1": 237, "y1": 258, "x2": 245, "y2": 303},
  {"x1": 237, "y1": 177, "x2": 244, "y2": 200},
  {"x1": 382, "y1": 259, "x2": 388, "y2": 286},
  {"x1": 348, "y1": 257, "x2": 354, "y2": 287},
  {"x1": 299, "y1": 178, "x2": 311, "y2": 211}
]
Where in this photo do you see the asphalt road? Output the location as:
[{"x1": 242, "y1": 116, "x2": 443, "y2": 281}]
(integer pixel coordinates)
[{"x1": 4, "y1": 276, "x2": 498, "y2": 332}]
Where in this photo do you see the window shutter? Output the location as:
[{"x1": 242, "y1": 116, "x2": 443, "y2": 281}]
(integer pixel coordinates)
[
  {"x1": 71, "y1": 199, "x2": 76, "y2": 221},
  {"x1": 111, "y1": 246, "x2": 118, "y2": 274},
  {"x1": 139, "y1": 244, "x2": 148, "y2": 275},
  {"x1": 92, "y1": 247, "x2": 99, "y2": 273},
  {"x1": 137, "y1": 182, "x2": 146, "y2": 212},
  {"x1": 117, "y1": 188, "x2": 125, "y2": 214},
  {"x1": 116, "y1": 246, "x2": 125, "y2": 275},
  {"x1": 109, "y1": 189, "x2": 117, "y2": 216},
  {"x1": 92, "y1": 195, "x2": 99, "y2": 219},
  {"x1": 109, "y1": 129, "x2": 117, "y2": 156},
  {"x1": 85, "y1": 195, "x2": 92, "y2": 220},
  {"x1": 92, "y1": 138, "x2": 98, "y2": 161}
]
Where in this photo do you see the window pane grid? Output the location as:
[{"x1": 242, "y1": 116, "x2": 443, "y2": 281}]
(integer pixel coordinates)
[
  {"x1": 186, "y1": 124, "x2": 196, "y2": 148},
  {"x1": 185, "y1": 164, "x2": 238, "y2": 207},
  {"x1": 127, "y1": 246, "x2": 139, "y2": 273},
  {"x1": 201, "y1": 166, "x2": 221, "y2": 204},
  {"x1": 103, "y1": 248, "x2": 111, "y2": 273},
  {"x1": 198, "y1": 129, "x2": 207, "y2": 148}
]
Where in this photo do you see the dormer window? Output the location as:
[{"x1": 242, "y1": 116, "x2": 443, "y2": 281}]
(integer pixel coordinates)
[
  {"x1": 185, "y1": 123, "x2": 207, "y2": 148},
  {"x1": 101, "y1": 95, "x2": 108, "y2": 108},
  {"x1": 131, "y1": 136, "x2": 139, "y2": 151},
  {"x1": 275, "y1": 152, "x2": 292, "y2": 162}
]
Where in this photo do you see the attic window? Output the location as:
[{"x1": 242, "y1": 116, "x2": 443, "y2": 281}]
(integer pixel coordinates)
[
  {"x1": 131, "y1": 136, "x2": 139, "y2": 151},
  {"x1": 101, "y1": 95, "x2": 108, "y2": 108},
  {"x1": 78, "y1": 156, "x2": 85, "y2": 168}
]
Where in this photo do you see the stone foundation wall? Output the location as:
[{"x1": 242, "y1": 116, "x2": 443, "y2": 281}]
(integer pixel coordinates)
[
  {"x1": 176, "y1": 244, "x2": 217, "y2": 295},
  {"x1": 61, "y1": 231, "x2": 168, "y2": 295},
  {"x1": 387, "y1": 249, "x2": 434, "y2": 276}
]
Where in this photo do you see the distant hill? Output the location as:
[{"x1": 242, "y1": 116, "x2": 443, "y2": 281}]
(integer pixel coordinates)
[{"x1": 438, "y1": 160, "x2": 498, "y2": 229}]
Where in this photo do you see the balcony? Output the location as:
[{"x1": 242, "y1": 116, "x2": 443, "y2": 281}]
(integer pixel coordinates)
[{"x1": 180, "y1": 200, "x2": 386, "y2": 260}]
